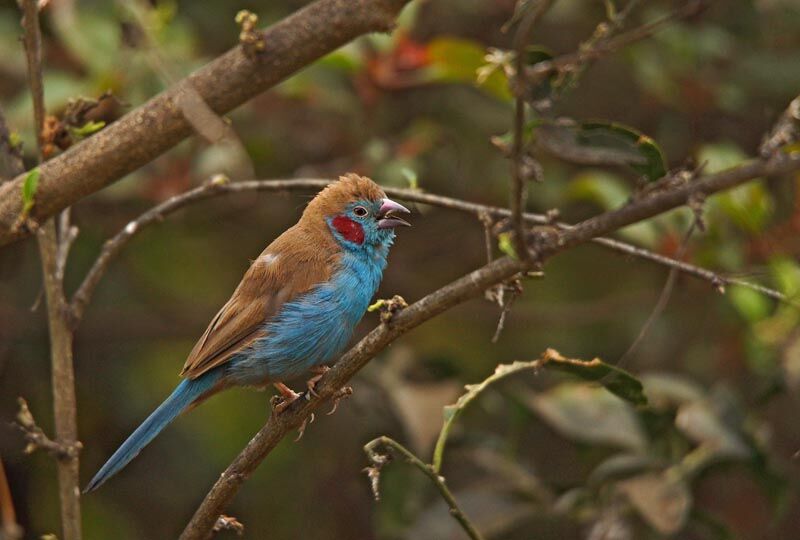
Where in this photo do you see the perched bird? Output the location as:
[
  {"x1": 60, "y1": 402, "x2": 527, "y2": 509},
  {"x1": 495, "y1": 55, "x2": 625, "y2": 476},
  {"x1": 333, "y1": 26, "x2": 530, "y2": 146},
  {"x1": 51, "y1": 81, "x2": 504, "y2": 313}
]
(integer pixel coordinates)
[{"x1": 86, "y1": 174, "x2": 410, "y2": 492}]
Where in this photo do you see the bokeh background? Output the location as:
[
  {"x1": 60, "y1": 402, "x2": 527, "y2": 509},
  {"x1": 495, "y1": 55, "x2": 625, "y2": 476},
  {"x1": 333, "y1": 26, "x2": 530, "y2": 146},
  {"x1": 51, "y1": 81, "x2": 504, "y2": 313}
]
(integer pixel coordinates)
[{"x1": 2, "y1": 0, "x2": 800, "y2": 538}]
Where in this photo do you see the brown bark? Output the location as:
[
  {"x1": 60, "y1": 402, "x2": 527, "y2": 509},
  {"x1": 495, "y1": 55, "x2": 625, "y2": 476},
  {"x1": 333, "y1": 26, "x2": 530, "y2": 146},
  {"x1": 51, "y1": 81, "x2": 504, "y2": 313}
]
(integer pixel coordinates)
[{"x1": 0, "y1": 0, "x2": 411, "y2": 247}]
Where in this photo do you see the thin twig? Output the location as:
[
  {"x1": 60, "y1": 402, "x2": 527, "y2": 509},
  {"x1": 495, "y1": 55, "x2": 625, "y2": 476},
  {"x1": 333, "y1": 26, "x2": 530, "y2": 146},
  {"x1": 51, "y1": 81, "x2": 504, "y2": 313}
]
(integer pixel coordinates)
[
  {"x1": 179, "y1": 152, "x2": 800, "y2": 540},
  {"x1": 364, "y1": 436, "x2": 485, "y2": 540},
  {"x1": 68, "y1": 176, "x2": 795, "y2": 328},
  {"x1": 20, "y1": 2, "x2": 82, "y2": 539},
  {"x1": 508, "y1": 0, "x2": 555, "y2": 261},
  {"x1": 617, "y1": 220, "x2": 697, "y2": 366}
]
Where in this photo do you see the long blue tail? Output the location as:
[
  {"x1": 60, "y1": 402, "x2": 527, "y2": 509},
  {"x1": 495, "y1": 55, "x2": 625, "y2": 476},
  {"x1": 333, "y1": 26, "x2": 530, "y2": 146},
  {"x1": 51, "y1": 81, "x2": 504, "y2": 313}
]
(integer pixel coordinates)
[{"x1": 85, "y1": 370, "x2": 222, "y2": 492}]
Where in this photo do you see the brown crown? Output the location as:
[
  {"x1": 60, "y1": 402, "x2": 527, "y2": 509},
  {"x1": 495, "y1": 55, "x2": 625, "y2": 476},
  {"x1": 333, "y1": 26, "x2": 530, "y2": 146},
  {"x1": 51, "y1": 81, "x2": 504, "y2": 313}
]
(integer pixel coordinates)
[{"x1": 303, "y1": 173, "x2": 386, "y2": 219}]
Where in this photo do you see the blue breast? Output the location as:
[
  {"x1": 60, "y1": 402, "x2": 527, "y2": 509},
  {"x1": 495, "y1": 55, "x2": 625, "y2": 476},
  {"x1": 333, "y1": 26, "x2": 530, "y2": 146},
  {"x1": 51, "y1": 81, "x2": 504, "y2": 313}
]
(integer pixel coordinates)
[{"x1": 226, "y1": 244, "x2": 389, "y2": 384}]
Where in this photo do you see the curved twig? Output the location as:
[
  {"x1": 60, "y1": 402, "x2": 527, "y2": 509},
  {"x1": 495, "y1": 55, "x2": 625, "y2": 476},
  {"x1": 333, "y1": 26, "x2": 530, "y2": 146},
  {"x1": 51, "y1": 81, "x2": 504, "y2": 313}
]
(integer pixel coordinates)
[
  {"x1": 364, "y1": 436, "x2": 485, "y2": 540},
  {"x1": 69, "y1": 174, "x2": 796, "y2": 327}
]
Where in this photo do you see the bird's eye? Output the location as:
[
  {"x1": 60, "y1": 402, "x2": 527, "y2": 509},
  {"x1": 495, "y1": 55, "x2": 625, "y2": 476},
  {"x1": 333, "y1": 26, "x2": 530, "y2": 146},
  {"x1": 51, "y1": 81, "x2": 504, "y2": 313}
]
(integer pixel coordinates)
[{"x1": 353, "y1": 206, "x2": 368, "y2": 217}]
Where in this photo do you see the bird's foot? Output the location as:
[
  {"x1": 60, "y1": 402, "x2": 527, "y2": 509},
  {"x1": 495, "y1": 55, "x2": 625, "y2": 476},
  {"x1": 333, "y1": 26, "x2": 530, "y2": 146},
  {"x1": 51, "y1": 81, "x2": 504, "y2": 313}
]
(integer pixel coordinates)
[
  {"x1": 271, "y1": 382, "x2": 302, "y2": 414},
  {"x1": 294, "y1": 413, "x2": 316, "y2": 442},
  {"x1": 327, "y1": 386, "x2": 353, "y2": 415},
  {"x1": 305, "y1": 365, "x2": 331, "y2": 398}
]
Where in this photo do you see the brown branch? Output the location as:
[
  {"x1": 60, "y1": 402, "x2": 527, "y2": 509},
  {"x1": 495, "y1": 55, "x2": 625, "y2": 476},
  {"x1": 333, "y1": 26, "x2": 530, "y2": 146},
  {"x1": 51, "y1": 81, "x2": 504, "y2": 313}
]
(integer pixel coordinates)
[
  {"x1": 364, "y1": 436, "x2": 485, "y2": 540},
  {"x1": 68, "y1": 176, "x2": 795, "y2": 328},
  {"x1": 0, "y1": 0, "x2": 412, "y2": 247},
  {"x1": 179, "y1": 152, "x2": 800, "y2": 540},
  {"x1": 20, "y1": 2, "x2": 82, "y2": 539}
]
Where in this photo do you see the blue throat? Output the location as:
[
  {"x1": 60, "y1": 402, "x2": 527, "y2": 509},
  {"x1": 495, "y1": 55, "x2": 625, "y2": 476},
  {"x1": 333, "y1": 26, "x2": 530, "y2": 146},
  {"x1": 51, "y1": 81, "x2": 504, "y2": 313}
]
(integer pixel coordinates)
[{"x1": 227, "y1": 239, "x2": 392, "y2": 384}]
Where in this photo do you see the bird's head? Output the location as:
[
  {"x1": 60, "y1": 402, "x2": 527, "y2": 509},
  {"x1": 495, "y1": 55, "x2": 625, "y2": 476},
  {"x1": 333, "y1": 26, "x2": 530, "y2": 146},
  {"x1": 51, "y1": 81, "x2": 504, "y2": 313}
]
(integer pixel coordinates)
[{"x1": 304, "y1": 173, "x2": 410, "y2": 251}]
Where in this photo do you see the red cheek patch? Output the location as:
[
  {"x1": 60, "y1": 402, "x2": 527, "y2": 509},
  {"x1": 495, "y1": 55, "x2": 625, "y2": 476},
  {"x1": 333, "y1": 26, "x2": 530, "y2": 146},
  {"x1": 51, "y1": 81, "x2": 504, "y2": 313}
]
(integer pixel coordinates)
[{"x1": 332, "y1": 215, "x2": 365, "y2": 245}]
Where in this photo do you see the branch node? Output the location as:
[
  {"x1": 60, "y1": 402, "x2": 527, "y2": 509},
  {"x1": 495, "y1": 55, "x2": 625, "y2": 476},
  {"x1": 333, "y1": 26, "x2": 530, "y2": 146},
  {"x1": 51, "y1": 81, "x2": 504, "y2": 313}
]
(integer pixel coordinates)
[
  {"x1": 213, "y1": 514, "x2": 244, "y2": 536},
  {"x1": 235, "y1": 10, "x2": 265, "y2": 57},
  {"x1": 367, "y1": 295, "x2": 408, "y2": 324},
  {"x1": 15, "y1": 398, "x2": 82, "y2": 461}
]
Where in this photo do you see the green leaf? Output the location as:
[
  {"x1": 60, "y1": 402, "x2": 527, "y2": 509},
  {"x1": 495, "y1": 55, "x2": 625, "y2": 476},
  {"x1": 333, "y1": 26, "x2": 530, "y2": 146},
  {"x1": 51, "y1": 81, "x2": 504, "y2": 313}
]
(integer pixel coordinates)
[
  {"x1": 527, "y1": 383, "x2": 647, "y2": 451},
  {"x1": 21, "y1": 168, "x2": 40, "y2": 216},
  {"x1": 69, "y1": 120, "x2": 106, "y2": 140},
  {"x1": 579, "y1": 122, "x2": 667, "y2": 181},
  {"x1": 535, "y1": 121, "x2": 666, "y2": 181},
  {"x1": 542, "y1": 348, "x2": 647, "y2": 405},
  {"x1": 431, "y1": 350, "x2": 646, "y2": 473},
  {"x1": 427, "y1": 38, "x2": 511, "y2": 101}
]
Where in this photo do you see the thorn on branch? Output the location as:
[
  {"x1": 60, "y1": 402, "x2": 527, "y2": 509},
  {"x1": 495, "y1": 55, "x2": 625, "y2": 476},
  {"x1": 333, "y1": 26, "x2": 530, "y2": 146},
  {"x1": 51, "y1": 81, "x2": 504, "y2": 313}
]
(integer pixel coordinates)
[
  {"x1": 213, "y1": 514, "x2": 244, "y2": 536},
  {"x1": 235, "y1": 10, "x2": 265, "y2": 57},
  {"x1": 368, "y1": 295, "x2": 408, "y2": 324},
  {"x1": 15, "y1": 398, "x2": 81, "y2": 461}
]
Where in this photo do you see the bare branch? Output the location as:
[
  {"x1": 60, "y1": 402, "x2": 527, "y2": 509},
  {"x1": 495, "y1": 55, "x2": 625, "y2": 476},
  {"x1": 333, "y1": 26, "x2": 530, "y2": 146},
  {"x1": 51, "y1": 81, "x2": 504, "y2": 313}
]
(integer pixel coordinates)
[
  {"x1": 364, "y1": 436, "x2": 485, "y2": 540},
  {"x1": 0, "y1": 0, "x2": 413, "y2": 247},
  {"x1": 15, "y1": 398, "x2": 82, "y2": 461},
  {"x1": 20, "y1": 2, "x2": 82, "y2": 539},
  {"x1": 179, "y1": 152, "x2": 800, "y2": 540},
  {"x1": 68, "y1": 174, "x2": 796, "y2": 328}
]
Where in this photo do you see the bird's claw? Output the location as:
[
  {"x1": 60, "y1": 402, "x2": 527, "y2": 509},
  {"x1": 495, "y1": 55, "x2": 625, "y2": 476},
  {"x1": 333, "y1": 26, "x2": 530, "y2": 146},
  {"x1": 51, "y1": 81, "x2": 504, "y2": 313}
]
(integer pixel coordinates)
[
  {"x1": 272, "y1": 382, "x2": 302, "y2": 414},
  {"x1": 327, "y1": 386, "x2": 353, "y2": 415},
  {"x1": 294, "y1": 412, "x2": 315, "y2": 442},
  {"x1": 305, "y1": 365, "x2": 331, "y2": 398}
]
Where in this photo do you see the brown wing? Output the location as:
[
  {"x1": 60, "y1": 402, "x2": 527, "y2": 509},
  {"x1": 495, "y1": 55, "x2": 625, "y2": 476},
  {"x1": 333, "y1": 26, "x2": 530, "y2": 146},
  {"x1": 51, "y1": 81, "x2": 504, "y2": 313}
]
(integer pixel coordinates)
[{"x1": 180, "y1": 225, "x2": 337, "y2": 380}]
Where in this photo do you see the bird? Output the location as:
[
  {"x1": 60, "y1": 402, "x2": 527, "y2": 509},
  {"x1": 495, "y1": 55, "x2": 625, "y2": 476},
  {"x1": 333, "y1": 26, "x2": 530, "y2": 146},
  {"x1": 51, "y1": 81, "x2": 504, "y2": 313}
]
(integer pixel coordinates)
[{"x1": 85, "y1": 174, "x2": 410, "y2": 492}]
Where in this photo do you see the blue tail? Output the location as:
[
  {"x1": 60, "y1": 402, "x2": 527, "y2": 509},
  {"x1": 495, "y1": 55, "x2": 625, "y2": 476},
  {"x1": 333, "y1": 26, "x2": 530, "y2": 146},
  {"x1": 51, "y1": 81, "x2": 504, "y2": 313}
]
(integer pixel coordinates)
[{"x1": 85, "y1": 370, "x2": 222, "y2": 492}]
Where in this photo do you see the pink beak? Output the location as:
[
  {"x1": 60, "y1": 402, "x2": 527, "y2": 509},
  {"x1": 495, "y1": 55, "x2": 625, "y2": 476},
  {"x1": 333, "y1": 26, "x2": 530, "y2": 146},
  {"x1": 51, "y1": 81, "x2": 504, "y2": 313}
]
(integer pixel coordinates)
[{"x1": 377, "y1": 198, "x2": 411, "y2": 229}]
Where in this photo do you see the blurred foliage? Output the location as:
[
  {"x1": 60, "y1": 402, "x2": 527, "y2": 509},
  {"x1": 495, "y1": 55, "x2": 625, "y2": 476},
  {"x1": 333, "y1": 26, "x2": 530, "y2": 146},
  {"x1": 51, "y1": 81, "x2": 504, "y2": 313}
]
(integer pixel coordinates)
[{"x1": 1, "y1": 0, "x2": 800, "y2": 539}]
